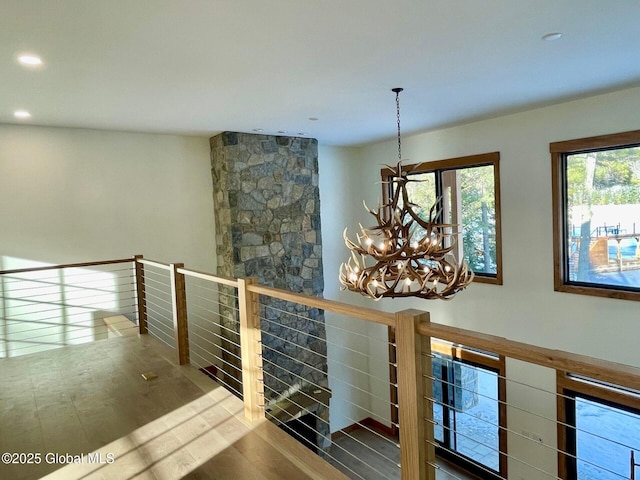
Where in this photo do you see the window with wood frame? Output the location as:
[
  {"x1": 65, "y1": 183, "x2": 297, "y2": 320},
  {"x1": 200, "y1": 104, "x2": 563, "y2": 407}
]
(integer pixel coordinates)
[
  {"x1": 551, "y1": 130, "x2": 640, "y2": 301},
  {"x1": 557, "y1": 371, "x2": 640, "y2": 480},
  {"x1": 381, "y1": 152, "x2": 503, "y2": 284}
]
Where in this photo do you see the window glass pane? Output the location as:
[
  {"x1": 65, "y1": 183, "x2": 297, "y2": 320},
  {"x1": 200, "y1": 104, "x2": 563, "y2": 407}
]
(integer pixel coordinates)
[
  {"x1": 432, "y1": 357, "x2": 445, "y2": 442},
  {"x1": 404, "y1": 171, "x2": 437, "y2": 219},
  {"x1": 575, "y1": 396, "x2": 640, "y2": 480},
  {"x1": 566, "y1": 147, "x2": 640, "y2": 289},
  {"x1": 405, "y1": 167, "x2": 498, "y2": 276},
  {"x1": 432, "y1": 354, "x2": 500, "y2": 473},
  {"x1": 458, "y1": 165, "x2": 497, "y2": 275},
  {"x1": 453, "y1": 364, "x2": 500, "y2": 471}
]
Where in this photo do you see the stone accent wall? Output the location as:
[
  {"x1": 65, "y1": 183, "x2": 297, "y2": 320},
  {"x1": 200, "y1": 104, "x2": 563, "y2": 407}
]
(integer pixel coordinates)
[
  {"x1": 210, "y1": 132, "x2": 329, "y2": 450},
  {"x1": 212, "y1": 132, "x2": 323, "y2": 294}
]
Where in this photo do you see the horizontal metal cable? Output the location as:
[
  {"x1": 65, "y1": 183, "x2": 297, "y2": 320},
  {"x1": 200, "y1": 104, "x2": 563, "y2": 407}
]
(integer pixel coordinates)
[
  {"x1": 142, "y1": 272, "x2": 171, "y2": 286},
  {"x1": 186, "y1": 309, "x2": 231, "y2": 331},
  {"x1": 261, "y1": 360, "x2": 396, "y2": 427},
  {"x1": 427, "y1": 458, "x2": 504, "y2": 480},
  {"x1": 188, "y1": 322, "x2": 241, "y2": 351},
  {"x1": 145, "y1": 304, "x2": 172, "y2": 324},
  {"x1": 143, "y1": 265, "x2": 171, "y2": 275},
  {"x1": 147, "y1": 325, "x2": 174, "y2": 345},
  {"x1": 4, "y1": 297, "x2": 135, "y2": 316},
  {"x1": 2, "y1": 327, "x2": 141, "y2": 354},
  {"x1": 185, "y1": 305, "x2": 227, "y2": 323},
  {"x1": 2, "y1": 312, "x2": 138, "y2": 339},
  {"x1": 259, "y1": 325, "x2": 392, "y2": 387},
  {"x1": 185, "y1": 280, "x2": 239, "y2": 299},
  {"x1": 1, "y1": 276, "x2": 135, "y2": 296},
  {"x1": 2, "y1": 288, "x2": 136, "y2": 309},
  {"x1": 2, "y1": 304, "x2": 137, "y2": 328},
  {"x1": 145, "y1": 286, "x2": 173, "y2": 303},
  {"x1": 200, "y1": 368, "x2": 244, "y2": 400},
  {"x1": 425, "y1": 436, "x2": 561, "y2": 480},
  {"x1": 187, "y1": 313, "x2": 241, "y2": 342},
  {"x1": 146, "y1": 318, "x2": 174, "y2": 338},
  {"x1": 188, "y1": 329, "x2": 242, "y2": 362},
  {"x1": 145, "y1": 316, "x2": 173, "y2": 334},
  {"x1": 427, "y1": 351, "x2": 640, "y2": 426},
  {"x1": 143, "y1": 280, "x2": 171, "y2": 294},
  {"x1": 3, "y1": 293, "x2": 137, "y2": 318},
  {"x1": 264, "y1": 408, "x2": 368, "y2": 480},
  {"x1": 190, "y1": 348, "x2": 242, "y2": 376},
  {"x1": 425, "y1": 371, "x2": 640, "y2": 452},
  {"x1": 0, "y1": 266, "x2": 134, "y2": 285},
  {"x1": 148, "y1": 330, "x2": 175, "y2": 350},
  {"x1": 261, "y1": 343, "x2": 397, "y2": 406},
  {"x1": 424, "y1": 407, "x2": 629, "y2": 480},
  {"x1": 187, "y1": 297, "x2": 240, "y2": 324},
  {"x1": 259, "y1": 315, "x2": 379, "y2": 364},
  {"x1": 263, "y1": 302, "x2": 393, "y2": 347},
  {"x1": 262, "y1": 381, "x2": 400, "y2": 466},
  {"x1": 144, "y1": 295, "x2": 173, "y2": 316},
  {"x1": 185, "y1": 292, "x2": 240, "y2": 314}
]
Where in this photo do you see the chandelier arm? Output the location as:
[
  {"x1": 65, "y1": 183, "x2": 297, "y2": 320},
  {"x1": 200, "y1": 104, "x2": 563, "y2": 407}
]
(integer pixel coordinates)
[{"x1": 340, "y1": 88, "x2": 474, "y2": 301}]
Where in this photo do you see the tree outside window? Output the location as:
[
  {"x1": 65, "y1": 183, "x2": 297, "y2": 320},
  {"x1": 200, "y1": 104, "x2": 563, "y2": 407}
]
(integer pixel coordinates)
[
  {"x1": 382, "y1": 152, "x2": 503, "y2": 285},
  {"x1": 551, "y1": 130, "x2": 640, "y2": 301}
]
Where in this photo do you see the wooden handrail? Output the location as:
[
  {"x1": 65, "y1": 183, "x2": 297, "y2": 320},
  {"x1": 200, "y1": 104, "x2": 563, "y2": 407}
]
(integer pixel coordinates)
[
  {"x1": 0, "y1": 257, "x2": 135, "y2": 276},
  {"x1": 246, "y1": 283, "x2": 396, "y2": 327},
  {"x1": 136, "y1": 258, "x2": 172, "y2": 271},
  {"x1": 177, "y1": 267, "x2": 238, "y2": 287},
  {"x1": 418, "y1": 322, "x2": 640, "y2": 391}
]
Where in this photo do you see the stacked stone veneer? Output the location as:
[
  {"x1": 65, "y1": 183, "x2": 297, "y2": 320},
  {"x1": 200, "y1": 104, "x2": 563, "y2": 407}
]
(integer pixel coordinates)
[{"x1": 210, "y1": 132, "x2": 329, "y2": 449}]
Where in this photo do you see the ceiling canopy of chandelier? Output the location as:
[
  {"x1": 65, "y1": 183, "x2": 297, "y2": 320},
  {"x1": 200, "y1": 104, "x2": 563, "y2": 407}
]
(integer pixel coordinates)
[{"x1": 339, "y1": 88, "x2": 474, "y2": 300}]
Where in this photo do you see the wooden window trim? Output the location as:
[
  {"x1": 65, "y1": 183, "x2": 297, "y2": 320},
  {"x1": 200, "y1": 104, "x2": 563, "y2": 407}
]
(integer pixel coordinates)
[
  {"x1": 550, "y1": 129, "x2": 640, "y2": 302},
  {"x1": 557, "y1": 369, "x2": 640, "y2": 479},
  {"x1": 381, "y1": 152, "x2": 503, "y2": 285},
  {"x1": 388, "y1": 331, "x2": 508, "y2": 477}
]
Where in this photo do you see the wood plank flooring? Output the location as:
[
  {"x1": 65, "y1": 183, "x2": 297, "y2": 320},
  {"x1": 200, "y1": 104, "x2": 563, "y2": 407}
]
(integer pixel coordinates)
[
  {"x1": 0, "y1": 335, "x2": 347, "y2": 480},
  {"x1": 331, "y1": 427, "x2": 477, "y2": 480}
]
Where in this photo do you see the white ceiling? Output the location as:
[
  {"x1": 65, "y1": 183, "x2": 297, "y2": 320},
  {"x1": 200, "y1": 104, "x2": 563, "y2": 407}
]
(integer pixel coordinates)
[{"x1": 2, "y1": 0, "x2": 640, "y2": 146}]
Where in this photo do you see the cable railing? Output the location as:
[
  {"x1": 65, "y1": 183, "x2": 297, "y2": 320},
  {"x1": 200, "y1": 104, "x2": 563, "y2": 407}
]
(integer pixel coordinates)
[
  {"x1": 3, "y1": 254, "x2": 640, "y2": 480},
  {"x1": 136, "y1": 259, "x2": 177, "y2": 352},
  {"x1": 417, "y1": 321, "x2": 640, "y2": 480},
  {"x1": 0, "y1": 257, "x2": 140, "y2": 358},
  {"x1": 181, "y1": 268, "x2": 243, "y2": 398}
]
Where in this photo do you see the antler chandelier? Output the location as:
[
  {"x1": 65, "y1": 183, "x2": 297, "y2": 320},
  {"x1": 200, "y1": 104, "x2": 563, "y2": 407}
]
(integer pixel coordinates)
[{"x1": 339, "y1": 88, "x2": 474, "y2": 300}]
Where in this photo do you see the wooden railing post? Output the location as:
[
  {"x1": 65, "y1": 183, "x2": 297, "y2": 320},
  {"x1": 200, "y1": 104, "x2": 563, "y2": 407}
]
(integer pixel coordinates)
[
  {"x1": 170, "y1": 262, "x2": 189, "y2": 365},
  {"x1": 134, "y1": 255, "x2": 147, "y2": 335},
  {"x1": 238, "y1": 277, "x2": 264, "y2": 422},
  {"x1": 396, "y1": 309, "x2": 434, "y2": 480}
]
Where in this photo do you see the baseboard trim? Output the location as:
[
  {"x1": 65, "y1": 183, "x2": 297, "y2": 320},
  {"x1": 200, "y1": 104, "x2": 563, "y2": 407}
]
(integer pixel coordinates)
[{"x1": 331, "y1": 417, "x2": 396, "y2": 441}]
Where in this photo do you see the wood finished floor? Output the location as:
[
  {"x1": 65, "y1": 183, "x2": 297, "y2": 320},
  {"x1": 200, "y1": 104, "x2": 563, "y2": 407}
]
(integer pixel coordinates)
[
  {"x1": 0, "y1": 336, "x2": 348, "y2": 480},
  {"x1": 331, "y1": 428, "x2": 477, "y2": 480}
]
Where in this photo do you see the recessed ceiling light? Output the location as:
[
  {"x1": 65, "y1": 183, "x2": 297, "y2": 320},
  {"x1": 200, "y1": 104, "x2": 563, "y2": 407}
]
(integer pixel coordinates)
[
  {"x1": 14, "y1": 110, "x2": 31, "y2": 119},
  {"x1": 252, "y1": 128, "x2": 263, "y2": 132},
  {"x1": 277, "y1": 130, "x2": 288, "y2": 134},
  {"x1": 542, "y1": 32, "x2": 562, "y2": 41},
  {"x1": 298, "y1": 132, "x2": 307, "y2": 136},
  {"x1": 18, "y1": 54, "x2": 43, "y2": 66}
]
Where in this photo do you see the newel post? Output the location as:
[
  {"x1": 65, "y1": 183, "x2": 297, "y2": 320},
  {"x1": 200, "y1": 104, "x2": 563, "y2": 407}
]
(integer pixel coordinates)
[
  {"x1": 238, "y1": 277, "x2": 265, "y2": 422},
  {"x1": 170, "y1": 263, "x2": 189, "y2": 365},
  {"x1": 134, "y1": 255, "x2": 148, "y2": 335},
  {"x1": 395, "y1": 309, "x2": 435, "y2": 480}
]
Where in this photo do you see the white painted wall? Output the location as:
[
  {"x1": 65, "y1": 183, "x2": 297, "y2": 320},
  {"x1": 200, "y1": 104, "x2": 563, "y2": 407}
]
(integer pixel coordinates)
[
  {"x1": 0, "y1": 124, "x2": 215, "y2": 271},
  {"x1": 0, "y1": 124, "x2": 215, "y2": 357},
  {"x1": 319, "y1": 145, "x2": 379, "y2": 432},
  {"x1": 319, "y1": 86, "x2": 640, "y2": 474}
]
